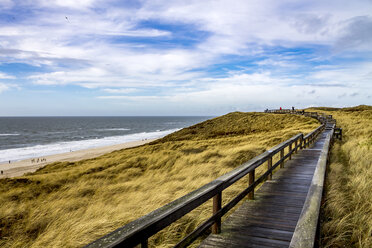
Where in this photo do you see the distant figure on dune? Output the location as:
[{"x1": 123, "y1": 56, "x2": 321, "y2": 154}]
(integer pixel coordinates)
[{"x1": 280, "y1": 107, "x2": 282, "y2": 110}]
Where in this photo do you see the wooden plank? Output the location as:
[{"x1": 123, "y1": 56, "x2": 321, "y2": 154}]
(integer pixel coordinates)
[
  {"x1": 222, "y1": 226, "x2": 294, "y2": 242},
  {"x1": 224, "y1": 220, "x2": 296, "y2": 232},
  {"x1": 240, "y1": 205, "x2": 303, "y2": 214},
  {"x1": 201, "y1": 234, "x2": 290, "y2": 248},
  {"x1": 232, "y1": 210, "x2": 301, "y2": 221}
]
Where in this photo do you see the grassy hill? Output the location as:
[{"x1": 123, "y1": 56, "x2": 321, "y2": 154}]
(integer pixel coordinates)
[
  {"x1": 308, "y1": 106, "x2": 372, "y2": 247},
  {"x1": 0, "y1": 112, "x2": 319, "y2": 248}
]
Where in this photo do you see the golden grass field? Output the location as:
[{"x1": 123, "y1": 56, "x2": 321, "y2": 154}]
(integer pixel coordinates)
[
  {"x1": 309, "y1": 105, "x2": 372, "y2": 248},
  {"x1": 0, "y1": 112, "x2": 320, "y2": 248}
]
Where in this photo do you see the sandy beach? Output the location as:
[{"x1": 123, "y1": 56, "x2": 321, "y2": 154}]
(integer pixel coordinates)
[{"x1": 0, "y1": 139, "x2": 155, "y2": 178}]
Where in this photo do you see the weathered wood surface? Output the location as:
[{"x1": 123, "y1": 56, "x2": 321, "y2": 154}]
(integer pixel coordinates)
[
  {"x1": 199, "y1": 128, "x2": 333, "y2": 248},
  {"x1": 289, "y1": 127, "x2": 333, "y2": 248}
]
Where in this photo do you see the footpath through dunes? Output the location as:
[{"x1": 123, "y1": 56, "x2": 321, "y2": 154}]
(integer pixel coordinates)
[
  {"x1": 0, "y1": 112, "x2": 318, "y2": 248},
  {"x1": 200, "y1": 121, "x2": 334, "y2": 248},
  {"x1": 85, "y1": 111, "x2": 334, "y2": 248}
]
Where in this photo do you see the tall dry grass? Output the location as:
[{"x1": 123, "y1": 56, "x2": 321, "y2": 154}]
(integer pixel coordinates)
[
  {"x1": 0, "y1": 112, "x2": 319, "y2": 248},
  {"x1": 309, "y1": 106, "x2": 372, "y2": 247}
]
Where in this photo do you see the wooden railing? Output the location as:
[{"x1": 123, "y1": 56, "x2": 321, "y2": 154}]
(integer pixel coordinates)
[
  {"x1": 86, "y1": 110, "x2": 331, "y2": 248},
  {"x1": 265, "y1": 109, "x2": 334, "y2": 124}
]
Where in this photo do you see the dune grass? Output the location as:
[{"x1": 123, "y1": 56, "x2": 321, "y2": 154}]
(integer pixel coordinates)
[
  {"x1": 0, "y1": 112, "x2": 319, "y2": 248},
  {"x1": 309, "y1": 105, "x2": 372, "y2": 247}
]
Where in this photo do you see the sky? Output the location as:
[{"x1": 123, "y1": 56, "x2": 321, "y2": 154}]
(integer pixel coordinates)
[{"x1": 0, "y1": 0, "x2": 371, "y2": 116}]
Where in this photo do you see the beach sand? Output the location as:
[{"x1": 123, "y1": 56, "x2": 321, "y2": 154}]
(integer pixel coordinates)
[{"x1": 0, "y1": 139, "x2": 155, "y2": 178}]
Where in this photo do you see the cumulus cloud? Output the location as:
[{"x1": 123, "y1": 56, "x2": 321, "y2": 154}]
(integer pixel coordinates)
[{"x1": 1, "y1": 0, "x2": 372, "y2": 114}]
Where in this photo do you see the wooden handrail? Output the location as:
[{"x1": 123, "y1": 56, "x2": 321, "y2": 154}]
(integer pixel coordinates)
[
  {"x1": 86, "y1": 111, "x2": 329, "y2": 248},
  {"x1": 303, "y1": 125, "x2": 325, "y2": 148}
]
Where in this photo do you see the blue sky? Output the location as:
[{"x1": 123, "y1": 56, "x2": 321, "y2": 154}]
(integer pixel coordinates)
[{"x1": 0, "y1": 0, "x2": 371, "y2": 116}]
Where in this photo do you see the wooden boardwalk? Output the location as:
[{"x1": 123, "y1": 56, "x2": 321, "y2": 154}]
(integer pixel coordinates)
[
  {"x1": 199, "y1": 128, "x2": 333, "y2": 248},
  {"x1": 86, "y1": 112, "x2": 335, "y2": 248}
]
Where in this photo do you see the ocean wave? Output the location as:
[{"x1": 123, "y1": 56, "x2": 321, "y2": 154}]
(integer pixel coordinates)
[
  {"x1": 95, "y1": 128, "x2": 130, "y2": 131},
  {"x1": 0, "y1": 133, "x2": 20, "y2": 136},
  {"x1": 0, "y1": 129, "x2": 178, "y2": 163}
]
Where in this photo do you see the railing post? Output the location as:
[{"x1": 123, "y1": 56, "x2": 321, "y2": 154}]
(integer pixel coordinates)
[
  {"x1": 248, "y1": 169, "x2": 255, "y2": 200},
  {"x1": 295, "y1": 140, "x2": 298, "y2": 153},
  {"x1": 289, "y1": 143, "x2": 292, "y2": 160},
  {"x1": 267, "y1": 156, "x2": 272, "y2": 180},
  {"x1": 280, "y1": 149, "x2": 284, "y2": 168},
  {"x1": 212, "y1": 192, "x2": 222, "y2": 234}
]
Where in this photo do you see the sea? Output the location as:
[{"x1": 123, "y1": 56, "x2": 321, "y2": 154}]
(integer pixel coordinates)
[{"x1": 0, "y1": 116, "x2": 211, "y2": 164}]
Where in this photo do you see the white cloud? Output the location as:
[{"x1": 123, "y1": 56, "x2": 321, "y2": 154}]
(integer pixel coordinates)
[
  {"x1": 38, "y1": 0, "x2": 96, "y2": 9},
  {"x1": 102, "y1": 88, "x2": 138, "y2": 94},
  {"x1": 0, "y1": 83, "x2": 9, "y2": 93},
  {"x1": 1, "y1": 0, "x2": 372, "y2": 115},
  {"x1": 97, "y1": 67, "x2": 371, "y2": 113},
  {"x1": 310, "y1": 62, "x2": 372, "y2": 89},
  {"x1": 335, "y1": 15, "x2": 372, "y2": 51},
  {"x1": 0, "y1": 0, "x2": 13, "y2": 9},
  {"x1": 0, "y1": 72, "x2": 15, "y2": 79},
  {"x1": 97, "y1": 95, "x2": 161, "y2": 100}
]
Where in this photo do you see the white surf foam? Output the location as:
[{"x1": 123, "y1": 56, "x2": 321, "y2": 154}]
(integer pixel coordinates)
[
  {"x1": 0, "y1": 133, "x2": 20, "y2": 136},
  {"x1": 95, "y1": 128, "x2": 131, "y2": 131},
  {"x1": 0, "y1": 129, "x2": 178, "y2": 163}
]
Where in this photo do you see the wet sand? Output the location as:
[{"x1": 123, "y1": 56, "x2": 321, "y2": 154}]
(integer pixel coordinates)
[{"x1": 0, "y1": 139, "x2": 155, "y2": 178}]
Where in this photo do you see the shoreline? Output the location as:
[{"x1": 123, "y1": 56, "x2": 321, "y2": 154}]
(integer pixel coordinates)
[{"x1": 0, "y1": 139, "x2": 156, "y2": 178}]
